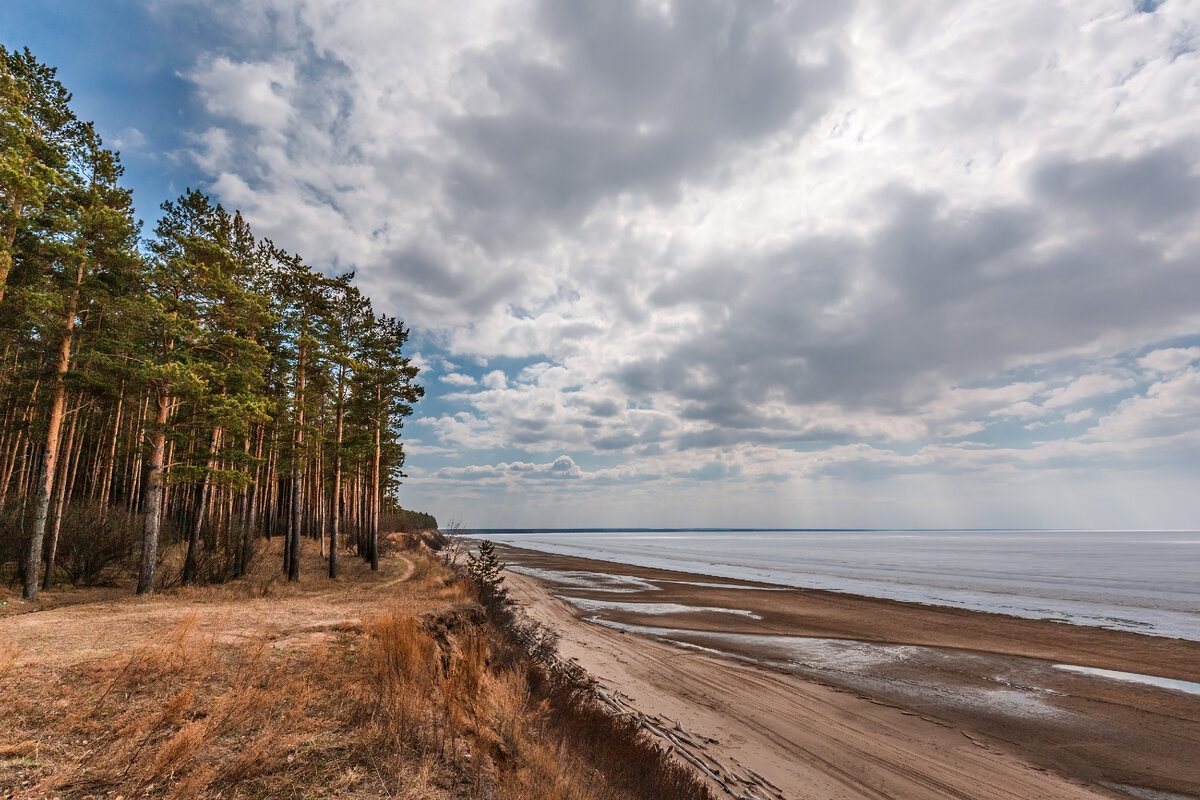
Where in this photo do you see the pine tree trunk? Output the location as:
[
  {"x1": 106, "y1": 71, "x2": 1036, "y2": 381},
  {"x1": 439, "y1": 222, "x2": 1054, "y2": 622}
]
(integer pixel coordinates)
[
  {"x1": 0, "y1": 393, "x2": 34, "y2": 512},
  {"x1": 24, "y1": 280, "x2": 80, "y2": 600},
  {"x1": 127, "y1": 393, "x2": 149, "y2": 513},
  {"x1": 98, "y1": 384, "x2": 125, "y2": 514},
  {"x1": 137, "y1": 392, "x2": 171, "y2": 595},
  {"x1": 371, "y1": 416, "x2": 381, "y2": 572},
  {"x1": 288, "y1": 343, "x2": 305, "y2": 582},
  {"x1": 183, "y1": 425, "x2": 221, "y2": 585},
  {"x1": 42, "y1": 404, "x2": 81, "y2": 591},
  {"x1": 329, "y1": 374, "x2": 345, "y2": 579}
]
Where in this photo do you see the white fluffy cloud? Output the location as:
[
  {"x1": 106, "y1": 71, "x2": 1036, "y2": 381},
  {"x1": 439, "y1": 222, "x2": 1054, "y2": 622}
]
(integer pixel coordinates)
[
  {"x1": 166, "y1": 0, "x2": 1200, "y2": 527},
  {"x1": 1139, "y1": 347, "x2": 1200, "y2": 374},
  {"x1": 440, "y1": 373, "x2": 478, "y2": 387},
  {"x1": 1043, "y1": 373, "x2": 1135, "y2": 409}
]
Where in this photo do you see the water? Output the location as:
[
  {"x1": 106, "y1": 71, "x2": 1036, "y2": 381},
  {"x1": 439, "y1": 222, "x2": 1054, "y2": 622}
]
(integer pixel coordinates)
[
  {"x1": 1053, "y1": 665, "x2": 1200, "y2": 696},
  {"x1": 464, "y1": 529, "x2": 1200, "y2": 641}
]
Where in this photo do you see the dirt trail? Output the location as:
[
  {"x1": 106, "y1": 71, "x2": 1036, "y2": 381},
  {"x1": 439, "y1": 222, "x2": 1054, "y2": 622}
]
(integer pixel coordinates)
[
  {"x1": 376, "y1": 553, "x2": 416, "y2": 591},
  {"x1": 508, "y1": 571, "x2": 1118, "y2": 800}
]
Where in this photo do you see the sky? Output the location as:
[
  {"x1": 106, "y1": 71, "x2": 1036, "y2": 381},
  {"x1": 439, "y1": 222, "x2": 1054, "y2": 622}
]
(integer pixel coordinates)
[{"x1": 4, "y1": 0, "x2": 1200, "y2": 529}]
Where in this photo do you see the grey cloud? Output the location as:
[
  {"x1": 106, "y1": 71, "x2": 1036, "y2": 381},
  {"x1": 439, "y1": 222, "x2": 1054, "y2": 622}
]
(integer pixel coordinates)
[
  {"x1": 441, "y1": 0, "x2": 848, "y2": 246},
  {"x1": 592, "y1": 432, "x2": 639, "y2": 451},
  {"x1": 649, "y1": 263, "x2": 749, "y2": 308},
  {"x1": 1032, "y1": 147, "x2": 1200, "y2": 230},
  {"x1": 585, "y1": 398, "x2": 621, "y2": 418}
]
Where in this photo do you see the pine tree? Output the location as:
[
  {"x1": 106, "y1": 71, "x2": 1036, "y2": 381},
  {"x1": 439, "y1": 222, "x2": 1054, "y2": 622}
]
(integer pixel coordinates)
[{"x1": 466, "y1": 540, "x2": 510, "y2": 609}]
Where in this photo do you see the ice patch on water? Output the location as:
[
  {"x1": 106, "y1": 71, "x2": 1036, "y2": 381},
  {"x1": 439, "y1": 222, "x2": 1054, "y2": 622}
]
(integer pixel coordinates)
[
  {"x1": 1054, "y1": 665, "x2": 1200, "y2": 696},
  {"x1": 560, "y1": 596, "x2": 763, "y2": 619}
]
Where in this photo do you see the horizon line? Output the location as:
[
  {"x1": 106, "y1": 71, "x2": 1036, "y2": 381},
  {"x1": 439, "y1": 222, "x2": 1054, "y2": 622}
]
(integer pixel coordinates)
[{"x1": 448, "y1": 527, "x2": 1200, "y2": 534}]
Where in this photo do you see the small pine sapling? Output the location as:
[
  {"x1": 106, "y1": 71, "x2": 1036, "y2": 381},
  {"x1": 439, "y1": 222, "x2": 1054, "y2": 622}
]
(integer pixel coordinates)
[{"x1": 466, "y1": 540, "x2": 511, "y2": 610}]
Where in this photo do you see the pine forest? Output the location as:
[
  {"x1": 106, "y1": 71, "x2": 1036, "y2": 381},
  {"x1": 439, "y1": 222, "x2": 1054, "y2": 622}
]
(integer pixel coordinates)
[{"x1": 0, "y1": 45, "x2": 429, "y2": 601}]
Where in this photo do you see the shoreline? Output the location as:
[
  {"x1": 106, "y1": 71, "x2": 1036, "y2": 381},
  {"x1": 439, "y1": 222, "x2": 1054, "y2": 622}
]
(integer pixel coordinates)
[
  {"x1": 472, "y1": 529, "x2": 1199, "y2": 641},
  {"x1": 496, "y1": 542, "x2": 1200, "y2": 800}
]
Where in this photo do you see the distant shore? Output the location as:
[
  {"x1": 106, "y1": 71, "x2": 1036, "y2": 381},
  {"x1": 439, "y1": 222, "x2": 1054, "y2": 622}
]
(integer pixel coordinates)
[{"x1": 497, "y1": 543, "x2": 1200, "y2": 800}]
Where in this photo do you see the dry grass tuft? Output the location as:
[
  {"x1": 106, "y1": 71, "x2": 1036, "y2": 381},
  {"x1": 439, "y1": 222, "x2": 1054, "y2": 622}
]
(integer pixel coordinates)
[
  {"x1": 0, "y1": 643, "x2": 24, "y2": 682},
  {"x1": 150, "y1": 719, "x2": 208, "y2": 776}
]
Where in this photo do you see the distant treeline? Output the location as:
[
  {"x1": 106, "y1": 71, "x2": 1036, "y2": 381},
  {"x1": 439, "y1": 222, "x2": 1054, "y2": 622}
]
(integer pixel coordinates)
[
  {"x1": 0, "y1": 46, "x2": 429, "y2": 599},
  {"x1": 387, "y1": 508, "x2": 438, "y2": 532}
]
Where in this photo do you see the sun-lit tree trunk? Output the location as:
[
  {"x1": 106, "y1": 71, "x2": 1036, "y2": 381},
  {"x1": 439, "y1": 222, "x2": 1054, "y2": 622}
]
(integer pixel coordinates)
[
  {"x1": 42, "y1": 402, "x2": 82, "y2": 590},
  {"x1": 24, "y1": 261, "x2": 82, "y2": 600}
]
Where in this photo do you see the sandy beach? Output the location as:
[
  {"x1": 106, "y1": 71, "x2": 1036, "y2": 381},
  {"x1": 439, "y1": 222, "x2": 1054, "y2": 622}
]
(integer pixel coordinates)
[{"x1": 496, "y1": 543, "x2": 1200, "y2": 800}]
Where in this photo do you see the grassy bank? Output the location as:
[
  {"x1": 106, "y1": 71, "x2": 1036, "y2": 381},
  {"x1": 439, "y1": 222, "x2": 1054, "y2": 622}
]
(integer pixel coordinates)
[{"x1": 0, "y1": 538, "x2": 711, "y2": 799}]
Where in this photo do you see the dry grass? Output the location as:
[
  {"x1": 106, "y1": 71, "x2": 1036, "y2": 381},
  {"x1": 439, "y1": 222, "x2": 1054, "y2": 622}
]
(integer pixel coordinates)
[{"x1": 0, "y1": 540, "x2": 709, "y2": 800}]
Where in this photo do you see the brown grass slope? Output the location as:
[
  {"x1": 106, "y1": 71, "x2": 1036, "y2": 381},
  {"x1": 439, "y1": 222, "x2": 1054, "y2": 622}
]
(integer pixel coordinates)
[{"x1": 0, "y1": 541, "x2": 711, "y2": 800}]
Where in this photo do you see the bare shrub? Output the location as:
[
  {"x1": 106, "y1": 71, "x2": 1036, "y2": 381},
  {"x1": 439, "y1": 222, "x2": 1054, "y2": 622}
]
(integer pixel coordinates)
[
  {"x1": 0, "y1": 510, "x2": 27, "y2": 586},
  {"x1": 53, "y1": 503, "x2": 137, "y2": 585},
  {"x1": 438, "y1": 519, "x2": 468, "y2": 570}
]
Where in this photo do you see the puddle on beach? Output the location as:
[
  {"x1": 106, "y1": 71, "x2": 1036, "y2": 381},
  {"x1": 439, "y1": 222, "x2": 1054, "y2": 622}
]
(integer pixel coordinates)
[
  {"x1": 509, "y1": 565, "x2": 788, "y2": 594},
  {"x1": 1054, "y1": 665, "x2": 1200, "y2": 697},
  {"x1": 585, "y1": 619, "x2": 1195, "y2": 722},
  {"x1": 561, "y1": 596, "x2": 764, "y2": 619},
  {"x1": 584, "y1": 617, "x2": 920, "y2": 672},
  {"x1": 1101, "y1": 782, "x2": 1199, "y2": 800},
  {"x1": 508, "y1": 566, "x2": 660, "y2": 593}
]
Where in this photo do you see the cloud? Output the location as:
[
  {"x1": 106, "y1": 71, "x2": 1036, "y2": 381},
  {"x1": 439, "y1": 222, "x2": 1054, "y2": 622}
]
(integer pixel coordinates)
[
  {"x1": 187, "y1": 56, "x2": 296, "y2": 130},
  {"x1": 1087, "y1": 370, "x2": 1200, "y2": 443},
  {"x1": 165, "y1": 0, "x2": 1200, "y2": 527},
  {"x1": 436, "y1": 454, "x2": 582, "y2": 483},
  {"x1": 1043, "y1": 373, "x2": 1135, "y2": 409},
  {"x1": 112, "y1": 127, "x2": 147, "y2": 151},
  {"x1": 481, "y1": 370, "x2": 508, "y2": 390},
  {"x1": 442, "y1": 0, "x2": 848, "y2": 242},
  {"x1": 441, "y1": 373, "x2": 478, "y2": 387},
  {"x1": 1139, "y1": 347, "x2": 1200, "y2": 374}
]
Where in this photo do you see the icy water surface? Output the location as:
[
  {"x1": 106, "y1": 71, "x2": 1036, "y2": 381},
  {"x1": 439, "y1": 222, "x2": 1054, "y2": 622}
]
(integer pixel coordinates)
[{"x1": 469, "y1": 529, "x2": 1200, "y2": 640}]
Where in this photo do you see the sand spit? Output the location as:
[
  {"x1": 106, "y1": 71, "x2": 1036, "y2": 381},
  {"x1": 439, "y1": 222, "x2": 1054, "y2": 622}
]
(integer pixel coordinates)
[{"x1": 497, "y1": 544, "x2": 1200, "y2": 800}]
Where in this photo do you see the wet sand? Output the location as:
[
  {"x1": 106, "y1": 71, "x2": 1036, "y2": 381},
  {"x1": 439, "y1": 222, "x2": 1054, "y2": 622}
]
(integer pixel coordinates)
[{"x1": 496, "y1": 544, "x2": 1200, "y2": 800}]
